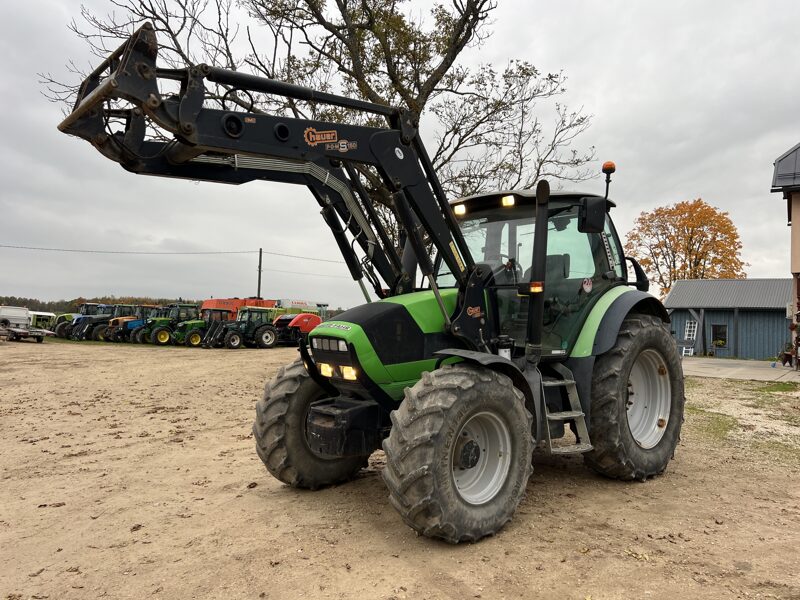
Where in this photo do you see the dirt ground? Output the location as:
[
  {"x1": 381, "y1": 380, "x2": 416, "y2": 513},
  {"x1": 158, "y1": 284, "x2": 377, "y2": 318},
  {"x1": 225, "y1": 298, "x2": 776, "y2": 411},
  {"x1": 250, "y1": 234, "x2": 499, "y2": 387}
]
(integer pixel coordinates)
[{"x1": 1, "y1": 341, "x2": 799, "y2": 600}]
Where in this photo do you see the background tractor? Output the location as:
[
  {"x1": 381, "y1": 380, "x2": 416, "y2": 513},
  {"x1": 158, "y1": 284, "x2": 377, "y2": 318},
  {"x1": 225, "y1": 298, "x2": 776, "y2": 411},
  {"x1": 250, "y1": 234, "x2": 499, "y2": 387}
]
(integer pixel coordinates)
[
  {"x1": 54, "y1": 303, "x2": 102, "y2": 338},
  {"x1": 175, "y1": 297, "x2": 280, "y2": 347},
  {"x1": 106, "y1": 305, "x2": 161, "y2": 342},
  {"x1": 60, "y1": 24, "x2": 684, "y2": 544},
  {"x1": 69, "y1": 304, "x2": 117, "y2": 340},
  {"x1": 208, "y1": 306, "x2": 300, "y2": 349},
  {"x1": 72, "y1": 304, "x2": 137, "y2": 341},
  {"x1": 133, "y1": 303, "x2": 199, "y2": 345}
]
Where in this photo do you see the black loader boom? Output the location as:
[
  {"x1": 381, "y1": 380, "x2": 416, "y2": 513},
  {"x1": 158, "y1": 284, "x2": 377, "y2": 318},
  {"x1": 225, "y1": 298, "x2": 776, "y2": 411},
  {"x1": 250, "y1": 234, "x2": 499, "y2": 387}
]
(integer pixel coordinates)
[{"x1": 57, "y1": 22, "x2": 497, "y2": 344}]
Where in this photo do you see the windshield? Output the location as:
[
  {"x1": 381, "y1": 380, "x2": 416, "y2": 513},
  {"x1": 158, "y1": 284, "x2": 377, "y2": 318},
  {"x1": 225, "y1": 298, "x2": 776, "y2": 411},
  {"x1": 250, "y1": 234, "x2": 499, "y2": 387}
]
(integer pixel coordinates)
[
  {"x1": 437, "y1": 205, "x2": 537, "y2": 287},
  {"x1": 168, "y1": 307, "x2": 180, "y2": 319},
  {"x1": 435, "y1": 202, "x2": 625, "y2": 354}
]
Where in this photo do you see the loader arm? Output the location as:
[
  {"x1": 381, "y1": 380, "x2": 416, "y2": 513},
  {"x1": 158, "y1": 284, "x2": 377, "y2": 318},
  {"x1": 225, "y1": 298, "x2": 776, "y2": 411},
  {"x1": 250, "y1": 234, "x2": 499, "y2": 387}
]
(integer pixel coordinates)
[{"x1": 56, "y1": 22, "x2": 517, "y2": 350}]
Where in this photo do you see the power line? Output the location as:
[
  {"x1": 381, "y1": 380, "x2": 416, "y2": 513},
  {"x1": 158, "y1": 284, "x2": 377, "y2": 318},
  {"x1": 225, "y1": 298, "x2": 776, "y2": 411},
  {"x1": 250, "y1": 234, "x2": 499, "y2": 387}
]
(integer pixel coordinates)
[{"x1": 0, "y1": 243, "x2": 345, "y2": 264}]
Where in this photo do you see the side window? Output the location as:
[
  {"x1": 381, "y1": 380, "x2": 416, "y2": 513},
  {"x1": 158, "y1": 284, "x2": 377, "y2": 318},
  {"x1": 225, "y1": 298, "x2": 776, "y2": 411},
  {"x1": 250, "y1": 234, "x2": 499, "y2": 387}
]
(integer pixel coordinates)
[{"x1": 603, "y1": 217, "x2": 625, "y2": 279}]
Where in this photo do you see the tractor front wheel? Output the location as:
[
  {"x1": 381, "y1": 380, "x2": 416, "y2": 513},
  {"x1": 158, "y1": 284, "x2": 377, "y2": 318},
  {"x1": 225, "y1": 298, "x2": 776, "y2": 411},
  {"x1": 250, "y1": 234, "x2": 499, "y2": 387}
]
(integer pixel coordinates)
[
  {"x1": 584, "y1": 314, "x2": 684, "y2": 481},
  {"x1": 224, "y1": 330, "x2": 243, "y2": 349},
  {"x1": 253, "y1": 360, "x2": 367, "y2": 488},
  {"x1": 255, "y1": 325, "x2": 277, "y2": 349},
  {"x1": 382, "y1": 364, "x2": 533, "y2": 544},
  {"x1": 185, "y1": 330, "x2": 204, "y2": 347},
  {"x1": 54, "y1": 322, "x2": 69, "y2": 338},
  {"x1": 151, "y1": 327, "x2": 172, "y2": 346},
  {"x1": 91, "y1": 325, "x2": 108, "y2": 341},
  {"x1": 132, "y1": 327, "x2": 147, "y2": 344}
]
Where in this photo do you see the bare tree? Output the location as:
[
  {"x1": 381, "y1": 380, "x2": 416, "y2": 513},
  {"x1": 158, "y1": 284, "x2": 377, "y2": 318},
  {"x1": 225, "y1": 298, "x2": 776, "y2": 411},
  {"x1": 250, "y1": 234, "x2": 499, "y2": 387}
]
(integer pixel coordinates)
[{"x1": 43, "y1": 0, "x2": 595, "y2": 242}]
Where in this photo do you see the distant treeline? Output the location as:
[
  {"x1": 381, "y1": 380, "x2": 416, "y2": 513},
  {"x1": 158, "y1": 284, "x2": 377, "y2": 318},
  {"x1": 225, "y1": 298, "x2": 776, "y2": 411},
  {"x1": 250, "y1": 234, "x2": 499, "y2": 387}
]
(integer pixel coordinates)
[
  {"x1": 0, "y1": 296, "x2": 346, "y2": 316},
  {"x1": 0, "y1": 296, "x2": 198, "y2": 314}
]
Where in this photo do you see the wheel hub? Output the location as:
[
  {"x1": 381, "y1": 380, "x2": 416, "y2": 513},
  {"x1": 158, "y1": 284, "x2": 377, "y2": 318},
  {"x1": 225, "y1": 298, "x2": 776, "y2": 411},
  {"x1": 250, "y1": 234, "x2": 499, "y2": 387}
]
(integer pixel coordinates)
[
  {"x1": 456, "y1": 438, "x2": 481, "y2": 469},
  {"x1": 626, "y1": 348, "x2": 672, "y2": 449},
  {"x1": 451, "y1": 412, "x2": 512, "y2": 505}
]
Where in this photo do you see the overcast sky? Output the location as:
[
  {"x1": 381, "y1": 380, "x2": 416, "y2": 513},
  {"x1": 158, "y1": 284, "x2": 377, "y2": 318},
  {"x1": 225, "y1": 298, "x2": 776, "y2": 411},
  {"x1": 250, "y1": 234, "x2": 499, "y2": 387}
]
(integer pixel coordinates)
[{"x1": 2, "y1": 1, "x2": 799, "y2": 308}]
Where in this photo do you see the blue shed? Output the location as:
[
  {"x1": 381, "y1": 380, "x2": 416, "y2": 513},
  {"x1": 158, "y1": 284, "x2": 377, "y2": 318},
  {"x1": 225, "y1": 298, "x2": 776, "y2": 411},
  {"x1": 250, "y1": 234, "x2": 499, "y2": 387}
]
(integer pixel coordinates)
[{"x1": 663, "y1": 279, "x2": 792, "y2": 359}]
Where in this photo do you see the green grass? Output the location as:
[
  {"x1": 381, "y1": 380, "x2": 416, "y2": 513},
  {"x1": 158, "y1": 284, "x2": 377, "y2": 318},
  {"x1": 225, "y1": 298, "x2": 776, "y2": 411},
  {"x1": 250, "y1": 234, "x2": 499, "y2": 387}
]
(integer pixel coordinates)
[
  {"x1": 685, "y1": 405, "x2": 739, "y2": 441},
  {"x1": 751, "y1": 440, "x2": 800, "y2": 465},
  {"x1": 757, "y1": 382, "x2": 800, "y2": 394}
]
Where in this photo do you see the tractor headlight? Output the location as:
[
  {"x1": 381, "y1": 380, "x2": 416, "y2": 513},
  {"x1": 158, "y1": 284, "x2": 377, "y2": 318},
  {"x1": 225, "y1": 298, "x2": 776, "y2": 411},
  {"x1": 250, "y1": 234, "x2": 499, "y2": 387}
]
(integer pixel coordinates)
[
  {"x1": 340, "y1": 365, "x2": 358, "y2": 381},
  {"x1": 318, "y1": 362, "x2": 334, "y2": 377}
]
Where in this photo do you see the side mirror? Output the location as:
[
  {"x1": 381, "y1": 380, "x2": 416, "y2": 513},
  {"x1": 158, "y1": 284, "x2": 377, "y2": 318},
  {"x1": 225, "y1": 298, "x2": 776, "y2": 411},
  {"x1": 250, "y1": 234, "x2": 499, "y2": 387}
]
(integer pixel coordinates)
[
  {"x1": 625, "y1": 256, "x2": 650, "y2": 292},
  {"x1": 578, "y1": 196, "x2": 606, "y2": 233}
]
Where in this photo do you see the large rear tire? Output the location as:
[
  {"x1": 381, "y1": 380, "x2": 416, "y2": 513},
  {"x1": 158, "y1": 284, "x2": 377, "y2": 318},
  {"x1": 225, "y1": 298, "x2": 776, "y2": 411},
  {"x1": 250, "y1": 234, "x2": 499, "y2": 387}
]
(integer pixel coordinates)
[
  {"x1": 382, "y1": 364, "x2": 533, "y2": 544},
  {"x1": 54, "y1": 322, "x2": 69, "y2": 338},
  {"x1": 255, "y1": 325, "x2": 277, "y2": 349},
  {"x1": 584, "y1": 314, "x2": 684, "y2": 481},
  {"x1": 253, "y1": 360, "x2": 367, "y2": 489}
]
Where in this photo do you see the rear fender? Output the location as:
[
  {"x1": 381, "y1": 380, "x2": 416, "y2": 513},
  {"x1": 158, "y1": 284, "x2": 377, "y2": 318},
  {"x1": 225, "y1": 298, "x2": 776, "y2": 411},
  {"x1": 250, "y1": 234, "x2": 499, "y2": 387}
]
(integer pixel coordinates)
[{"x1": 434, "y1": 349, "x2": 544, "y2": 444}]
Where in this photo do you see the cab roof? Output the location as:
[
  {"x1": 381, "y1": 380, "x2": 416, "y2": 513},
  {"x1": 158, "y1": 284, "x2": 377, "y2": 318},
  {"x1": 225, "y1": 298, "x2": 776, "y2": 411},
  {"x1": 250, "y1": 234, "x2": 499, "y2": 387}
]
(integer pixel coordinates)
[{"x1": 450, "y1": 190, "x2": 614, "y2": 210}]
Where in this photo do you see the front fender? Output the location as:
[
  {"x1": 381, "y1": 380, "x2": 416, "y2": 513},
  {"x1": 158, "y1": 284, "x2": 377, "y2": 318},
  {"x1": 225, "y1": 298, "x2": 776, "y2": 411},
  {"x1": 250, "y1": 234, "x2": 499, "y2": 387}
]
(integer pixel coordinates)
[{"x1": 434, "y1": 349, "x2": 543, "y2": 444}]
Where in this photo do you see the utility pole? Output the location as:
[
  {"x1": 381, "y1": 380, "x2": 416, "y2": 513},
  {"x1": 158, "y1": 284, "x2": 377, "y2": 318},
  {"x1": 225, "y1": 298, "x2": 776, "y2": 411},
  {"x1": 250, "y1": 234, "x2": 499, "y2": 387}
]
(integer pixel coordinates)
[{"x1": 257, "y1": 248, "x2": 263, "y2": 299}]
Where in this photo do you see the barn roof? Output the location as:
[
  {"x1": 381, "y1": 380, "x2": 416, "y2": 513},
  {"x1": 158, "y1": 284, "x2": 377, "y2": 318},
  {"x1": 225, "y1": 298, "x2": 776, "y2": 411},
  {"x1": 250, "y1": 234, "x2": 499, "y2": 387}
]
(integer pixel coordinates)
[
  {"x1": 663, "y1": 279, "x2": 792, "y2": 310},
  {"x1": 772, "y1": 142, "x2": 800, "y2": 193}
]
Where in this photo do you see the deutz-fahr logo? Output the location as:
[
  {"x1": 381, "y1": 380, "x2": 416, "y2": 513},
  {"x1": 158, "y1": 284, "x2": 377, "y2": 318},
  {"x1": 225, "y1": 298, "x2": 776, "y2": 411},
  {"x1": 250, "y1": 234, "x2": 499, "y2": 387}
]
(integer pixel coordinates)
[
  {"x1": 304, "y1": 127, "x2": 338, "y2": 147},
  {"x1": 466, "y1": 306, "x2": 483, "y2": 318}
]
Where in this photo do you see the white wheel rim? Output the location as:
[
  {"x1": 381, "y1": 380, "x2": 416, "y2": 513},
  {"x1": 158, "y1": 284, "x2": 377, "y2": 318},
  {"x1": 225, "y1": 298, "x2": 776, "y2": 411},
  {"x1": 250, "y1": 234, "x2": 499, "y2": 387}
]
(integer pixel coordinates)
[
  {"x1": 627, "y1": 348, "x2": 672, "y2": 449},
  {"x1": 263, "y1": 330, "x2": 275, "y2": 345},
  {"x1": 451, "y1": 411, "x2": 512, "y2": 505}
]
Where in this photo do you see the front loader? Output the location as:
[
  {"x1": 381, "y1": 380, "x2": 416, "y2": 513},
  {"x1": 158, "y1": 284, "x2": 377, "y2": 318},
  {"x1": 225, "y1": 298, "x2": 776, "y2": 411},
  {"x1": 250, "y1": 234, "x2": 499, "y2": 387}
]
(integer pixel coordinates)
[{"x1": 59, "y1": 23, "x2": 684, "y2": 544}]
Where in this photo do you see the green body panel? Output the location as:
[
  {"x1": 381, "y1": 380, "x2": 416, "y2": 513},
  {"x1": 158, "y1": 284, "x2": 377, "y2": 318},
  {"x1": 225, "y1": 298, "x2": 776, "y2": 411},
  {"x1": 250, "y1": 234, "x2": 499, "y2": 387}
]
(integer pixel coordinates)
[
  {"x1": 569, "y1": 285, "x2": 630, "y2": 358},
  {"x1": 310, "y1": 290, "x2": 455, "y2": 402},
  {"x1": 382, "y1": 289, "x2": 458, "y2": 333},
  {"x1": 172, "y1": 319, "x2": 205, "y2": 343}
]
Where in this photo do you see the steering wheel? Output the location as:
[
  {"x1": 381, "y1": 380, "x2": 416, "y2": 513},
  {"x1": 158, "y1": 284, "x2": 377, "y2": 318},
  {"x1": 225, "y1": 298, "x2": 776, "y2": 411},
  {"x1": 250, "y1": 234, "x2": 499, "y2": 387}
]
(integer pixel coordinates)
[{"x1": 493, "y1": 254, "x2": 524, "y2": 283}]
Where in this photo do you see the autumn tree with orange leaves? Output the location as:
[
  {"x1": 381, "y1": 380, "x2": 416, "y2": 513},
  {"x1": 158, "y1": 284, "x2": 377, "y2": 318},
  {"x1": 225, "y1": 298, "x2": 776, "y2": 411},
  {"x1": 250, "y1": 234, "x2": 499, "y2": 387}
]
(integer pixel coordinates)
[{"x1": 624, "y1": 199, "x2": 747, "y2": 296}]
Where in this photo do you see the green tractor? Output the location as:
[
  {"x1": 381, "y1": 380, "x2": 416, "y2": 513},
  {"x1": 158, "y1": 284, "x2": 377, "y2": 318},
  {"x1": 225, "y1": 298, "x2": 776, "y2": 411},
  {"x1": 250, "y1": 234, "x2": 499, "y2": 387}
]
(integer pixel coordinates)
[
  {"x1": 59, "y1": 26, "x2": 684, "y2": 544},
  {"x1": 172, "y1": 307, "x2": 232, "y2": 347},
  {"x1": 209, "y1": 306, "x2": 307, "y2": 349},
  {"x1": 132, "y1": 303, "x2": 199, "y2": 345}
]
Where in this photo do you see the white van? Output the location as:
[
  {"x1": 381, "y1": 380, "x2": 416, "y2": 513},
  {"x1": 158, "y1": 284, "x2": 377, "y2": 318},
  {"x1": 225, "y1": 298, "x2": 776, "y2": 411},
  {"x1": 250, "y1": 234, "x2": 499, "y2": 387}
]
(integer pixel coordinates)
[{"x1": 0, "y1": 306, "x2": 30, "y2": 328}]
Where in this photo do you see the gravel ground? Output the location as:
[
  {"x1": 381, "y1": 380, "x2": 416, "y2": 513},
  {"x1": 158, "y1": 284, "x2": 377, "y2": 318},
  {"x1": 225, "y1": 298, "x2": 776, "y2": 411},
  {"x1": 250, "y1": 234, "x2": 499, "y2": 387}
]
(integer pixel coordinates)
[{"x1": 1, "y1": 340, "x2": 799, "y2": 599}]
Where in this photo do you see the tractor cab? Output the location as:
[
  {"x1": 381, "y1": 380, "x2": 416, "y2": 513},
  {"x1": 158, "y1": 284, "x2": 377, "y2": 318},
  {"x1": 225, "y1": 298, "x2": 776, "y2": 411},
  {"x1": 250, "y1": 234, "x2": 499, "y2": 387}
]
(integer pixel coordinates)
[{"x1": 438, "y1": 191, "x2": 626, "y2": 358}]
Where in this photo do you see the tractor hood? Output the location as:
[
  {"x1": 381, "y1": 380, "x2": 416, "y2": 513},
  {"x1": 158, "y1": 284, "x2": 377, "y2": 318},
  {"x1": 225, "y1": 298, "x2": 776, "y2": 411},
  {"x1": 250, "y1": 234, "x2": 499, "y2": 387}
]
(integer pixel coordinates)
[{"x1": 307, "y1": 289, "x2": 463, "y2": 402}]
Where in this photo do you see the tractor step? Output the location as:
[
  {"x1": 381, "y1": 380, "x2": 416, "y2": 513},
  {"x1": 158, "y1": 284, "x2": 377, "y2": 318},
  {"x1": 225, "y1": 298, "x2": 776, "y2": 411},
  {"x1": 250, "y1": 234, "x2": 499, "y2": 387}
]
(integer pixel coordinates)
[
  {"x1": 547, "y1": 410, "x2": 585, "y2": 421},
  {"x1": 542, "y1": 378, "x2": 576, "y2": 387},
  {"x1": 540, "y1": 363, "x2": 593, "y2": 456},
  {"x1": 550, "y1": 443, "x2": 593, "y2": 455}
]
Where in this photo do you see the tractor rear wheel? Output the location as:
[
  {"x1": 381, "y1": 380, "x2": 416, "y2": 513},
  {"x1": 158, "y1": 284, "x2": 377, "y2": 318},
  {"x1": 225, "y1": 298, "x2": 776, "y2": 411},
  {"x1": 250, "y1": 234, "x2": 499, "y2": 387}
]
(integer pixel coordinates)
[
  {"x1": 151, "y1": 327, "x2": 172, "y2": 346},
  {"x1": 185, "y1": 330, "x2": 204, "y2": 347},
  {"x1": 382, "y1": 364, "x2": 534, "y2": 544},
  {"x1": 224, "y1": 330, "x2": 243, "y2": 349},
  {"x1": 255, "y1": 325, "x2": 277, "y2": 349},
  {"x1": 584, "y1": 314, "x2": 684, "y2": 481},
  {"x1": 253, "y1": 360, "x2": 367, "y2": 488}
]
